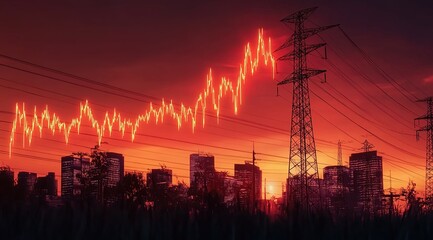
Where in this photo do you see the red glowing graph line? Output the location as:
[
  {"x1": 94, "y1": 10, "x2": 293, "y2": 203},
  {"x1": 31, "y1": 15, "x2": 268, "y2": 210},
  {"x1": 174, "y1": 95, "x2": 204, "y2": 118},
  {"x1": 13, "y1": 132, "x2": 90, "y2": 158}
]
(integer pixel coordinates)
[{"x1": 9, "y1": 29, "x2": 275, "y2": 156}]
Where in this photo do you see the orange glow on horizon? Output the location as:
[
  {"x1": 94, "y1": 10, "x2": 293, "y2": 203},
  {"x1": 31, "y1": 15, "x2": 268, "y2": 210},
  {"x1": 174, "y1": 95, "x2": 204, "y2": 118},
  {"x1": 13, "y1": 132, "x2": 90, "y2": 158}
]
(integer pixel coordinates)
[{"x1": 9, "y1": 29, "x2": 275, "y2": 157}]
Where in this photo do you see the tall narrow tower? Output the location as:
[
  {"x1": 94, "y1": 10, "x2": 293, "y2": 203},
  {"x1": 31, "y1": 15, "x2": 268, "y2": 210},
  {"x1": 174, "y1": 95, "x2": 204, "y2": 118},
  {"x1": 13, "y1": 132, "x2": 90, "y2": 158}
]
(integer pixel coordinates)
[
  {"x1": 415, "y1": 97, "x2": 433, "y2": 203},
  {"x1": 275, "y1": 7, "x2": 338, "y2": 210},
  {"x1": 337, "y1": 140, "x2": 343, "y2": 166}
]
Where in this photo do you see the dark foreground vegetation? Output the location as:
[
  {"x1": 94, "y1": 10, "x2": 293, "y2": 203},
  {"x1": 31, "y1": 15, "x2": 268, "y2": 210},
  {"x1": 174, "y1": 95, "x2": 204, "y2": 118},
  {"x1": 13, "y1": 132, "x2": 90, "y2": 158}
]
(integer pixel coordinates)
[{"x1": 1, "y1": 202, "x2": 433, "y2": 240}]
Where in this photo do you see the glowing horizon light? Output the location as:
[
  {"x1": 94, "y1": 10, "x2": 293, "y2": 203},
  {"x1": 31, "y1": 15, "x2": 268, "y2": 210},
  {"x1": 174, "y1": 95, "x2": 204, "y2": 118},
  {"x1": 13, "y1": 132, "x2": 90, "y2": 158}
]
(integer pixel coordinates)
[{"x1": 9, "y1": 29, "x2": 275, "y2": 157}]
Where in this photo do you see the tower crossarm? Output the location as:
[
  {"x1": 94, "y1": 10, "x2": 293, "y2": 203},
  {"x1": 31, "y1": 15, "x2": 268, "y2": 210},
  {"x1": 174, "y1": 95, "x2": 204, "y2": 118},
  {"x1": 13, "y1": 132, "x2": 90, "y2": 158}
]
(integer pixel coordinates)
[
  {"x1": 416, "y1": 97, "x2": 433, "y2": 103},
  {"x1": 417, "y1": 125, "x2": 432, "y2": 132},
  {"x1": 302, "y1": 25, "x2": 340, "y2": 40},
  {"x1": 277, "y1": 69, "x2": 326, "y2": 85},
  {"x1": 415, "y1": 114, "x2": 433, "y2": 121},
  {"x1": 416, "y1": 125, "x2": 433, "y2": 140},
  {"x1": 275, "y1": 25, "x2": 339, "y2": 52},
  {"x1": 278, "y1": 43, "x2": 326, "y2": 61}
]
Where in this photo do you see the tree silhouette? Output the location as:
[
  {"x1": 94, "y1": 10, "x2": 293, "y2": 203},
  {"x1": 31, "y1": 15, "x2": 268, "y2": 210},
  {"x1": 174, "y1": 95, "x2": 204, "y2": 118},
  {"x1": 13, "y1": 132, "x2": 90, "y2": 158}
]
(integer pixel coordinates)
[
  {"x1": 0, "y1": 166, "x2": 14, "y2": 203},
  {"x1": 76, "y1": 145, "x2": 110, "y2": 205},
  {"x1": 118, "y1": 172, "x2": 147, "y2": 208}
]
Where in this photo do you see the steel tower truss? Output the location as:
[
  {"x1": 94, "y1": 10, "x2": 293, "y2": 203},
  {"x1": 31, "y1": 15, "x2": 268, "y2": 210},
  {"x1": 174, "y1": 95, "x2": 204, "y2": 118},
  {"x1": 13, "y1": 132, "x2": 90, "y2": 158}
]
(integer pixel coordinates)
[
  {"x1": 415, "y1": 97, "x2": 433, "y2": 204},
  {"x1": 276, "y1": 7, "x2": 338, "y2": 210}
]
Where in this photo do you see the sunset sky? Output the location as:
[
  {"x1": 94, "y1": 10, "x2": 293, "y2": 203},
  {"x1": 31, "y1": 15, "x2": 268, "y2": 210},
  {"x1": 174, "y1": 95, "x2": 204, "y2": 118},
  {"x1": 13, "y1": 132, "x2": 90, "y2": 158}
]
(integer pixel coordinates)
[{"x1": 1, "y1": 0, "x2": 433, "y2": 198}]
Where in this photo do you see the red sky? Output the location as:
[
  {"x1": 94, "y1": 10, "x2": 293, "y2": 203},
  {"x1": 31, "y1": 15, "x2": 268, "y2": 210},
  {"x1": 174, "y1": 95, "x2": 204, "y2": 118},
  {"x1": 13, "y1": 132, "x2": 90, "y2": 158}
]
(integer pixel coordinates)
[{"x1": 1, "y1": 0, "x2": 433, "y2": 198}]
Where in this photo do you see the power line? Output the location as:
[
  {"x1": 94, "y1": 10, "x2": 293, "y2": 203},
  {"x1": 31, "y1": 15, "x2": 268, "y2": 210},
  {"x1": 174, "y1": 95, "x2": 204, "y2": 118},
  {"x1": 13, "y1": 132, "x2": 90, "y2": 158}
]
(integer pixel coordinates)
[
  {"x1": 309, "y1": 88, "x2": 424, "y2": 159},
  {"x1": 307, "y1": 31, "x2": 420, "y2": 129},
  {"x1": 276, "y1": 70, "x2": 424, "y2": 162},
  {"x1": 312, "y1": 80, "x2": 415, "y2": 137},
  {"x1": 324, "y1": 61, "x2": 415, "y2": 129},
  {"x1": 337, "y1": 26, "x2": 423, "y2": 102},
  {"x1": 309, "y1": 19, "x2": 424, "y2": 107}
]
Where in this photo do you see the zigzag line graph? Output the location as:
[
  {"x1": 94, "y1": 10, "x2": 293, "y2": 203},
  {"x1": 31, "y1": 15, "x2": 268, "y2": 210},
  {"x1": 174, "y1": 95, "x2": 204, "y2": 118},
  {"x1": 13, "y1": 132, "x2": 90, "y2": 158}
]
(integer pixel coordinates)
[{"x1": 9, "y1": 29, "x2": 275, "y2": 157}]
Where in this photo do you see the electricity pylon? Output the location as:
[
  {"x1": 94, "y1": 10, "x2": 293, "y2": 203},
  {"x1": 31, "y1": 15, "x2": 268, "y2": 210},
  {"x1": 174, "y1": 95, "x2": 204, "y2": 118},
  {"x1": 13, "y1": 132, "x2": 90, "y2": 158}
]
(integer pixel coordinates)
[
  {"x1": 275, "y1": 7, "x2": 338, "y2": 210},
  {"x1": 415, "y1": 97, "x2": 433, "y2": 204}
]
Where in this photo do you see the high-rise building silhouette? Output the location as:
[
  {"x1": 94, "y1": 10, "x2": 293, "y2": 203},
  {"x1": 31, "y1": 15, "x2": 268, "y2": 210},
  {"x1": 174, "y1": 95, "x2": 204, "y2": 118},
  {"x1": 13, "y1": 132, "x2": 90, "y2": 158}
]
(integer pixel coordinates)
[
  {"x1": 234, "y1": 162, "x2": 262, "y2": 210},
  {"x1": 103, "y1": 152, "x2": 125, "y2": 205},
  {"x1": 63, "y1": 151, "x2": 124, "y2": 204},
  {"x1": 146, "y1": 168, "x2": 173, "y2": 206},
  {"x1": 222, "y1": 175, "x2": 239, "y2": 206},
  {"x1": 0, "y1": 167, "x2": 14, "y2": 199},
  {"x1": 105, "y1": 152, "x2": 125, "y2": 188},
  {"x1": 17, "y1": 172, "x2": 37, "y2": 198},
  {"x1": 147, "y1": 168, "x2": 172, "y2": 190},
  {"x1": 61, "y1": 155, "x2": 90, "y2": 200},
  {"x1": 349, "y1": 142, "x2": 383, "y2": 214},
  {"x1": 189, "y1": 153, "x2": 215, "y2": 187},
  {"x1": 323, "y1": 165, "x2": 351, "y2": 214},
  {"x1": 35, "y1": 172, "x2": 57, "y2": 197},
  {"x1": 209, "y1": 171, "x2": 228, "y2": 205}
]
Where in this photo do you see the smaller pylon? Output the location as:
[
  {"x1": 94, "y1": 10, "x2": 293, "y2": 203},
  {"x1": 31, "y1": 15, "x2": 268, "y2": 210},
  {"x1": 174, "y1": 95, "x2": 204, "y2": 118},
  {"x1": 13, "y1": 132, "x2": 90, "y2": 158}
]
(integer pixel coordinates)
[
  {"x1": 383, "y1": 171, "x2": 400, "y2": 216},
  {"x1": 361, "y1": 140, "x2": 374, "y2": 153},
  {"x1": 415, "y1": 97, "x2": 433, "y2": 203}
]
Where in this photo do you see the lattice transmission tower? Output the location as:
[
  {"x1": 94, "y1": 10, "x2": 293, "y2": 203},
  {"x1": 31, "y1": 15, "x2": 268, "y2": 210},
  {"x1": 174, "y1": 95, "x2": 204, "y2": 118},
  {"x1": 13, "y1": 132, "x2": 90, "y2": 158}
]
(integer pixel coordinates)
[
  {"x1": 275, "y1": 7, "x2": 338, "y2": 210},
  {"x1": 415, "y1": 97, "x2": 433, "y2": 204}
]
